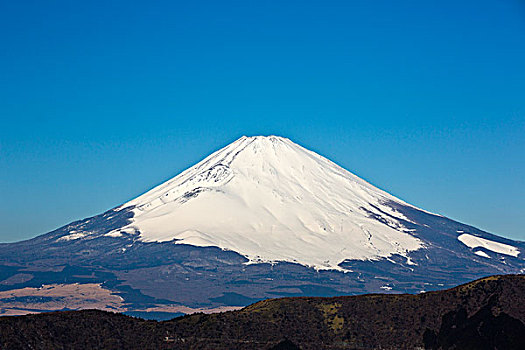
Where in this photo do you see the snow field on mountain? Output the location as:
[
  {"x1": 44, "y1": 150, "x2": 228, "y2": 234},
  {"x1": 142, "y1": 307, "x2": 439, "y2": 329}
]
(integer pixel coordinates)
[
  {"x1": 458, "y1": 233, "x2": 520, "y2": 257},
  {"x1": 115, "y1": 136, "x2": 425, "y2": 270}
]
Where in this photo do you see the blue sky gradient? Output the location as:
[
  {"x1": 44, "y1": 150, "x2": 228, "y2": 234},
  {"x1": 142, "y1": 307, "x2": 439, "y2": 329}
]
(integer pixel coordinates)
[{"x1": 1, "y1": 0, "x2": 524, "y2": 242}]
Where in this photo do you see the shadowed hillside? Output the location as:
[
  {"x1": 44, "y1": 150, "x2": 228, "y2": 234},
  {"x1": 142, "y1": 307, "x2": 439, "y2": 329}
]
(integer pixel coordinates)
[{"x1": 1, "y1": 275, "x2": 524, "y2": 349}]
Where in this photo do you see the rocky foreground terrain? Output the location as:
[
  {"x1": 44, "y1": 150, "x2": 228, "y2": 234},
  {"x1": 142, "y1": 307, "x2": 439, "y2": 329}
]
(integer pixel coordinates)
[{"x1": 1, "y1": 274, "x2": 524, "y2": 350}]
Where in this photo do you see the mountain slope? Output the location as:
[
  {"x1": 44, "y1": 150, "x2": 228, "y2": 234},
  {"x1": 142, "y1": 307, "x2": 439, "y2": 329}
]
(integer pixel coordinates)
[
  {"x1": 1, "y1": 275, "x2": 524, "y2": 350},
  {"x1": 116, "y1": 135, "x2": 424, "y2": 269},
  {"x1": 0, "y1": 135, "x2": 523, "y2": 315}
]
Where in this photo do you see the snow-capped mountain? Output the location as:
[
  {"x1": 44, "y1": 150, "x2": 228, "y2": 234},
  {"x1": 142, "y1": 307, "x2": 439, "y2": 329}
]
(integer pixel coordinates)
[
  {"x1": 113, "y1": 135, "x2": 423, "y2": 270},
  {"x1": 0, "y1": 135, "x2": 523, "y2": 316}
]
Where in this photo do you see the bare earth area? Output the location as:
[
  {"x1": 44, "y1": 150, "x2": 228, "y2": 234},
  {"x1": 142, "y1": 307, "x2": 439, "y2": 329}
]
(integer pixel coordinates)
[
  {"x1": 0, "y1": 282, "x2": 241, "y2": 317},
  {"x1": 0, "y1": 283, "x2": 125, "y2": 316}
]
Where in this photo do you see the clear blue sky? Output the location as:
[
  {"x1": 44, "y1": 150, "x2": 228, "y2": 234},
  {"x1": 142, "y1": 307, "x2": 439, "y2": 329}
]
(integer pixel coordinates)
[{"x1": 1, "y1": 0, "x2": 524, "y2": 242}]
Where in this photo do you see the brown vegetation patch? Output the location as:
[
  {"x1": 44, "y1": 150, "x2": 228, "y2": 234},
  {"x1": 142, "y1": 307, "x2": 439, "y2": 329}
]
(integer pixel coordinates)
[{"x1": 0, "y1": 283, "x2": 124, "y2": 316}]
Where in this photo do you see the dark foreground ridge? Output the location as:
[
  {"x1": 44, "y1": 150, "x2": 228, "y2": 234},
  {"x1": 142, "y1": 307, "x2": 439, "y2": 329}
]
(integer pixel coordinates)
[{"x1": 1, "y1": 275, "x2": 524, "y2": 350}]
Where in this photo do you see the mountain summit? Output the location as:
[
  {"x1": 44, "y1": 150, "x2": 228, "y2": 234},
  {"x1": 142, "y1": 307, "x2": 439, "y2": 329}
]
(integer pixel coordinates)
[
  {"x1": 1, "y1": 135, "x2": 524, "y2": 316},
  {"x1": 114, "y1": 135, "x2": 423, "y2": 269}
]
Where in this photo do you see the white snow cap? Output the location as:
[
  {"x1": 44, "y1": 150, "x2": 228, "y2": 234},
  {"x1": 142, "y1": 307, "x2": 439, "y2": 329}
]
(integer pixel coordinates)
[{"x1": 117, "y1": 135, "x2": 424, "y2": 270}]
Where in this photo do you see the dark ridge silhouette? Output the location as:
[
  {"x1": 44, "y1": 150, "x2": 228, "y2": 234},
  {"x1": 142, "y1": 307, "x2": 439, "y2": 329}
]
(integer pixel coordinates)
[
  {"x1": 1, "y1": 275, "x2": 524, "y2": 349},
  {"x1": 423, "y1": 295, "x2": 525, "y2": 349},
  {"x1": 269, "y1": 339, "x2": 302, "y2": 350}
]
